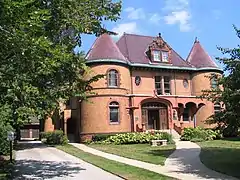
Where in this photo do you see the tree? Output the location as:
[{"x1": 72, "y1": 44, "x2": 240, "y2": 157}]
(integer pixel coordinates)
[
  {"x1": 202, "y1": 26, "x2": 240, "y2": 137},
  {"x1": 0, "y1": 0, "x2": 122, "y2": 135}
]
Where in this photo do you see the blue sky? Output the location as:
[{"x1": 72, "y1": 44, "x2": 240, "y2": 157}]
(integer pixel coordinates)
[{"x1": 79, "y1": 0, "x2": 240, "y2": 68}]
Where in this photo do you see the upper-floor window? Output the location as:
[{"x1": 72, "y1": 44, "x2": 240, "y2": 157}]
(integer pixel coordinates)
[
  {"x1": 153, "y1": 50, "x2": 169, "y2": 62},
  {"x1": 162, "y1": 51, "x2": 169, "y2": 62},
  {"x1": 155, "y1": 76, "x2": 171, "y2": 95},
  {"x1": 109, "y1": 101, "x2": 119, "y2": 124},
  {"x1": 211, "y1": 74, "x2": 218, "y2": 89},
  {"x1": 164, "y1": 76, "x2": 171, "y2": 94},
  {"x1": 214, "y1": 103, "x2": 221, "y2": 114},
  {"x1": 155, "y1": 76, "x2": 162, "y2": 95},
  {"x1": 153, "y1": 50, "x2": 161, "y2": 61},
  {"x1": 108, "y1": 69, "x2": 118, "y2": 87}
]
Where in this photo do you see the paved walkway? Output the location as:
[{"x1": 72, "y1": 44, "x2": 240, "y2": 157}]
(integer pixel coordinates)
[
  {"x1": 13, "y1": 141, "x2": 122, "y2": 180},
  {"x1": 71, "y1": 140, "x2": 237, "y2": 180}
]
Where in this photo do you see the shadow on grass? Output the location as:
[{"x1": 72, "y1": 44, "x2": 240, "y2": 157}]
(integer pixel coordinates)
[
  {"x1": 199, "y1": 146, "x2": 240, "y2": 179},
  {"x1": 147, "y1": 149, "x2": 176, "y2": 158},
  {"x1": 221, "y1": 137, "x2": 240, "y2": 141},
  {"x1": 12, "y1": 160, "x2": 85, "y2": 179},
  {"x1": 164, "y1": 145, "x2": 239, "y2": 179},
  {"x1": 0, "y1": 159, "x2": 14, "y2": 180}
]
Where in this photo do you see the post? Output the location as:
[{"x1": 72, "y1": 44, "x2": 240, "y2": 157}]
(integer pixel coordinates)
[{"x1": 10, "y1": 141, "x2": 13, "y2": 163}]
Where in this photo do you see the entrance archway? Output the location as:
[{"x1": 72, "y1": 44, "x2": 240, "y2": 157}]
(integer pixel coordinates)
[{"x1": 141, "y1": 102, "x2": 168, "y2": 130}]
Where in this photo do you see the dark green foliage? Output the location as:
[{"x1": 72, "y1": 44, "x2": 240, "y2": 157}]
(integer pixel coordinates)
[
  {"x1": 41, "y1": 130, "x2": 68, "y2": 145},
  {"x1": 0, "y1": 122, "x2": 13, "y2": 155},
  {"x1": 180, "y1": 127, "x2": 219, "y2": 141},
  {"x1": 92, "y1": 134, "x2": 113, "y2": 142},
  {"x1": 201, "y1": 26, "x2": 240, "y2": 137},
  {"x1": 99, "y1": 132, "x2": 173, "y2": 145},
  {"x1": 0, "y1": 0, "x2": 121, "y2": 134}
]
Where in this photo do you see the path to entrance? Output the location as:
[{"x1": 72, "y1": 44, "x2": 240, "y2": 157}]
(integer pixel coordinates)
[
  {"x1": 71, "y1": 140, "x2": 237, "y2": 180},
  {"x1": 13, "y1": 141, "x2": 122, "y2": 180}
]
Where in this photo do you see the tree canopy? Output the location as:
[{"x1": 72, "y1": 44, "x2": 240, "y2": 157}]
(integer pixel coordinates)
[
  {"x1": 0, "y1": 0, "x2": 122, "y2": 131},
  {"x1": 202, "y1": 26, "x2": 240, "y2": 137}
]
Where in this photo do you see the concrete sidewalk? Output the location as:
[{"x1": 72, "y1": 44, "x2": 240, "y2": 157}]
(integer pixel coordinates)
[
  {"x1": 13, "y1": 141, "x2": 123, "y2": 180},
  {"x1": 71, "y1": 141, "x2": 237, "y2": 180}
]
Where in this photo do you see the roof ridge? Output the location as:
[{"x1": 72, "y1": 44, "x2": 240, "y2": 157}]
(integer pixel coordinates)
[{"x1": 122, "y1": 33, "x2": 154, "y2": 38}]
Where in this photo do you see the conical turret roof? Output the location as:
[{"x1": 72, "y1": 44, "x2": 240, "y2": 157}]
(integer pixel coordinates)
[
  {"x1": 86, "y1": 33, "x2": 126, "y2": 61},
  {"x1": 187, "y1": 39, "x2": 219, "y2": 68}
]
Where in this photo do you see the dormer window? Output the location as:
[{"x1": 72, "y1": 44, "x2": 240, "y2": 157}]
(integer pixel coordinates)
[
  {"x1": 153, "y1": 50, "x2": 161, "y2": 61},
  {"x1": 152, "y1": 50, "x2": 169, "y2": 62},
  {"x1": 162, "y1": 51, "x2": 169, "y2": 62}
]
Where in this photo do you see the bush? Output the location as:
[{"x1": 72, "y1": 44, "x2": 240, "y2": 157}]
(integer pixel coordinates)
[
  {"x1": 41, "y1": 130, "x2": 68, "y2": 145},
  {"x1": 92, "y1": 134, "x2": 113, "y2": 142},
  {"x1": 180, "y1": 127, "x2": 218, "y2": 141},
  {"x1": 0, "y1": 122, "x2": 13, "y2": 155},
  {"x1": 100, "y1": 132, "x2": 173, "y2": 145}
]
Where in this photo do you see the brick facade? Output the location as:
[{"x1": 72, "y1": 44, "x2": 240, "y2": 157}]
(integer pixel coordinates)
[{"x1": 43, "y1": 33, "x2": 223, "y2": 142}]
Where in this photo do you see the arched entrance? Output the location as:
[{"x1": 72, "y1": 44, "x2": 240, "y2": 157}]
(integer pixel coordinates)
[{"x1": 141, "y1": 102, "x2": 168, "y2": 130}]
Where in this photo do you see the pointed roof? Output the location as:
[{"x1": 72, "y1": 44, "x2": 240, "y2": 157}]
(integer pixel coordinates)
[
  {"x1": 187, "y1": 39, "x2": 219, "y2": 68},
  {"x1": 86, "y1": 33, "x2": 126, "y2": 61}
]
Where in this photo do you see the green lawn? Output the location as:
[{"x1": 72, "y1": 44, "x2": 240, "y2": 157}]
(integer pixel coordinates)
[
  {"x1": 89, "y1": 143, "x2": 176, "y2": 165},
  {"x1": 57, "y1": 144, "x2": 175, "y2": 180},
  {"x1": 198, "y1": 138, "x2": 240, "y2": 178}
]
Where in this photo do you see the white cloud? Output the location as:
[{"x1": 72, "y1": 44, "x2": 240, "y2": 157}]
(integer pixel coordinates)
[
  {"x1": 212, "y1": 9, "x2": 221, "y2": 20},
  {"x1": 163, "y1": 0, "x2": 192, "y2": 32},
  {"x1": 112, "y1": 22, "x2": 139, "y2": 37},
  {"x1": 124, "y1": 7, "x2": 145, "y2": 20},
  {"x1": 149, "y1": 13, "x2": 161, "y2": 25}
]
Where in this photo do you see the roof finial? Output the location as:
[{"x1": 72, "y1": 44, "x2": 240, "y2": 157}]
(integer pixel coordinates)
[
  {"x1": 195, "y1": 37, "x2": 199, "y2": 43},
  {"x1": 158, "y1": 33, "x2": 161, "y2": 38}
]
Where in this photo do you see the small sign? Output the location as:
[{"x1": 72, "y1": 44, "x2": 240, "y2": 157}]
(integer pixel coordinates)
[{"x1": 7, "y1": 131, "x2": 15, "y2": 141}]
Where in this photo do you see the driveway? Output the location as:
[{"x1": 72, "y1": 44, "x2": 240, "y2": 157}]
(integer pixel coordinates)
[{"x1": 13, "y1": 141, "x2": 122, "y2": 180}]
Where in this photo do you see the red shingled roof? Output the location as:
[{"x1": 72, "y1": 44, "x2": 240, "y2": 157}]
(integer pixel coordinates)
[
  {"x1": 187, "y1": 40, "x2": 219, "y2": 68},
  {"x1": 116, "y1": 33, "x2": 193, "y2": 67},
  {"x1": 86, "y1": 33, "x2": 126, "y2": 61}
]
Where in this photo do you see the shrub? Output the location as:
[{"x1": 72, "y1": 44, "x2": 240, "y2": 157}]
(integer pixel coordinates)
[
  {"x1": 92, "y1": 134, "x2": 113, "y2": 142},
  {"x1": 41, "y1": 130, "x2": 68, "y2": 145},
  {"x1": 0, "y1": 122, "x2": 13, "y2": 155},
  {"x1": 101, "y1": 132, "x2": 173, "y2": 145},
  {"x1": 180, "y1": 127, "x2": 218, "y2": 141}
]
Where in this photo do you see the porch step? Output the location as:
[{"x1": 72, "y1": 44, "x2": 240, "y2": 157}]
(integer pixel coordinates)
[{"x1": 158, "y1": 129, "x2": 181, "y2": 139}]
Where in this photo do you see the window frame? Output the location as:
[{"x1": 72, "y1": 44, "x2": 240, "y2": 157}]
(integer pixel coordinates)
[
  {"x1": 155, "y1": 76, "x2": 171, "y2": 95},
  {"x1": 153, "y1": 50, "x2": 161, "y2": 62},
  {"x1": 109, "y1": 101, "x2": 120, "y2": 124},
  {"x1": 107, "y1": 69, "x2": 119, "y2": 88},
  {"x1": 161, "y1": 51, "x2": 169, "y2": 62}
]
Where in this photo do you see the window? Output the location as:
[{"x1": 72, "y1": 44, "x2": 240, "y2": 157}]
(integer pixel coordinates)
[
  {"x1": 155, "y1": 76, "x2": 171, "y2": 95},
  {"x1": 214, "y1": 103, "x2": 221, "y2": 114},
  {"x1": 155, "y1": 76, "x2": 162, "y2": 95},
  {"x1": 211, "y1": 76, "x2": 217, "y2": 89},
  {"x1": 162, "y1": 51, "x2": 169, "y2": 62},
  {"x1": 183, "y1": 108, "x2": 189, "y2": 121},
  {"x1": 164, "y1": 76, "x2": 171, "y2": 95},
  {"x1": 109, "y1": 102, "x2": 119, "y2": 123},
  {"x1": 153, "y1": 50, "x2": 161, "y2": 61},
  {"x1": 108, "y1": 69, "x2": 118, "y2": 87},
  {"x1": 183, "y1": 79, "x2": 189, "y2": 88}
]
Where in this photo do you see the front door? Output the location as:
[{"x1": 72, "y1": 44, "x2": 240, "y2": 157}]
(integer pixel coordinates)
[
  {"x1": 159, "y1": 108, "x2": 168, "y2": 129},
  {"x1": 148, "y1": 110, "x2": 160, "y2": 130}
]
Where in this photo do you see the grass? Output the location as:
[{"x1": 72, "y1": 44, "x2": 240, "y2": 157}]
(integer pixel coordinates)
[
  {"x1": 57, "y1": 144, "x2": 175, "y2": 180},
  {"x1": 88, "y1": 143, "x2": 176, "y2": 165},
  {"x1": 0, "y1": 156, "x2": 14, "y2": 180},
  {"x1": 198, "y1": 137, "x2": 240, "y2": 178}
]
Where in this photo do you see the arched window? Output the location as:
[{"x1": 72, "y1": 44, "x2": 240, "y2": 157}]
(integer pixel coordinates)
[
  {"x1": 214, "y1": 103, "x2": 221, "y2": 114},
  {"x1": 109, "y1": 101, "x2": 119, "y2": 123},
  {"x1": 108, "y1": 69, "x2": 119, "y2": 87}
]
